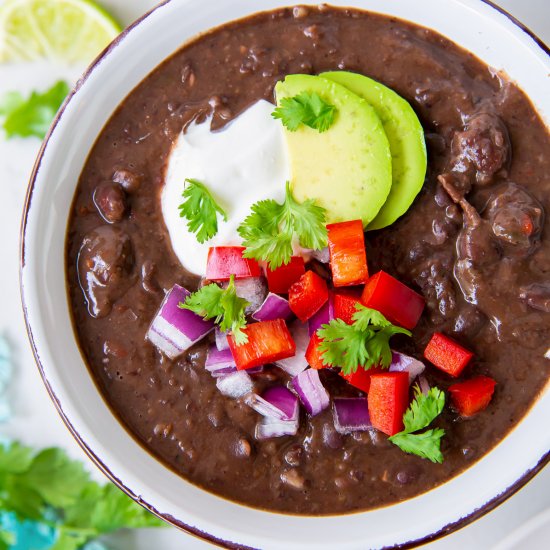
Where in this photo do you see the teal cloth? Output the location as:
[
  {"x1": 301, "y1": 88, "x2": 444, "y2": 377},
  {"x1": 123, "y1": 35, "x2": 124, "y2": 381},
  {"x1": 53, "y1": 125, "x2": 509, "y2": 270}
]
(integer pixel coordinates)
[{"x1": 0, "y1": 512, "x2": 57, "y2": 550}]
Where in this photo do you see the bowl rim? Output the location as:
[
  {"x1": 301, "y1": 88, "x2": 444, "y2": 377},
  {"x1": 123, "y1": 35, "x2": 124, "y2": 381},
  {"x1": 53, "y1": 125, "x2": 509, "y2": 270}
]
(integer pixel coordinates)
[{"x1": 19, "y1": 0, "x2": 550, "y2": 548}]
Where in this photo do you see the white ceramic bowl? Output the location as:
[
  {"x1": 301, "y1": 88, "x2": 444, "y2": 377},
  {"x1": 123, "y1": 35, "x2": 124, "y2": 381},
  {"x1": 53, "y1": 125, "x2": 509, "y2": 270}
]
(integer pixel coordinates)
[{"x1": 21, "y1": 1, "x2": 549, "y2": 548}]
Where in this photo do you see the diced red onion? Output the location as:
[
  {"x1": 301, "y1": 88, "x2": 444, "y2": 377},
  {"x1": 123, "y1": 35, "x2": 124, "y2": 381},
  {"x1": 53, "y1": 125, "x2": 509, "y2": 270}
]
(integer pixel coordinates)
[
  {"x1": 252, "y1": 293, "x2": 293, "y2": 322},
  {"x1": 215, "y1": 327, "x2": 230, "y2": 351},
  {"x1": 216, "y1": 371, "x2": 254, "y2": 398},
  {"x1": 147, "y1": 285, "x2": 214, "y2": 359},
  {"x1": 389, "y1": 351, "x2": 425, "y2": 384},
  {"x1": 308, "y1": 294, "x2": 334, "y2": 336},
  {"x1": 417, "y1": 374, "x2": 431, "y2": 396},
  {"x1": 206, "y1": 345, "x2": 236, "y2": 376},
  {"x1": 292, "y1": 369, "x2": 330, "y2": 416},
  {"x1": 255, "y1": 415, "x2": 299, "y2": 440},
  {"x1": 246, "y1": 386, "x2": 298, "y2": 421},
  {"x1": 223, "y1": 276, "x2": 267, "y2": 314},
  {"x1": 311, "y1": 247, "x2": 330, "y2": 264},
  {"x1": 332, "y1": 398, "x2": 372, "y2": 434},
  {"x1": 275, "y1": 320, "x2": 309, "y2": 377}
]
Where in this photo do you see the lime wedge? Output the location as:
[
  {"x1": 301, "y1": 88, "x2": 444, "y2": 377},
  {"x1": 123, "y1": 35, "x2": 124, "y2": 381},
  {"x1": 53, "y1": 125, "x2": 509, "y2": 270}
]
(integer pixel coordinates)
[{"x1": 0, "y1": 0, "x2": 122, "y2": 64}]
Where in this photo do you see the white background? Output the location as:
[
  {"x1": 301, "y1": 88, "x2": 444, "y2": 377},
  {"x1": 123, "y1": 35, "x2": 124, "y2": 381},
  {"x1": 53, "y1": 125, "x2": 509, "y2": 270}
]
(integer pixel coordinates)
[{"x1": 0, "y1": 1, "x2": 548, "y2": 548}]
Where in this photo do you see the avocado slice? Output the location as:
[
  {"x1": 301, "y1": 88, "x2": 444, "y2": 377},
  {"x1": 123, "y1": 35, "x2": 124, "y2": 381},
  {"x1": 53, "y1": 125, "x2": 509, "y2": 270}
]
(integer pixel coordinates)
[
  {"x1": 275, "y1": 74, "x2": 392, "y2": 227},
  {"x1": 322, "y1": 71, "x2": 427, "y2": 230}
]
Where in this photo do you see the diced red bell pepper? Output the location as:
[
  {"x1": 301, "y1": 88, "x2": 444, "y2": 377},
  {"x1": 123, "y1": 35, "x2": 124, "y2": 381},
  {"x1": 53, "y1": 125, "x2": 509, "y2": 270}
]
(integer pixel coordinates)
[
  {"x1": 361, "y1": 271, "x2": 425, "y2": 330},
  {"x1": 340, "y1": 366, "x2": 387, "y2": 393},
  {"x1": 368, "y1": 372, "x2": 410, "y2": 436},
  {"x1": 288, "y1": 271, "x2": 329, "y2": 322},
  {"x1": 206, "y1": 247, "x2": 261, "y2": 281},
  {"x1": 449, "y1": 376, "x2": 496, "y2": 417},
  {"x1": 266, "y1": 256, "x2": 306, "y2": 294},
  {"x1": 228, "y1": 319, "x2": 296, "y2": 370},
  {"x1": 327, "y1": 220, "x2": 369, "y2": 287},
  {"x1": 333, "y1": 289, "x2": 362, "y2": 325},
  {"x1": 424, "y1": 333, "x2": 474, "y2": 377},
  {"x1": 306, "y1": 333, "x2": 329, "y2": 370}
]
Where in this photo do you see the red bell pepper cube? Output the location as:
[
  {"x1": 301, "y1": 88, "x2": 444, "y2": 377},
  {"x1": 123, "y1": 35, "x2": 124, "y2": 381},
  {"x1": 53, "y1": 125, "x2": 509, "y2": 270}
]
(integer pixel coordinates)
[
  {"x1": 228, "y1": 319, "x2": 296, "y2": 370},
  {"x1": 288, "y1": 271, "x2": 329, "y2": 322},
  {"x1": 266, "y1": 256, "x2": 306, "y2": 294},
  {"x1": 206, "y1": 247, "x2": 261, "y2": 281},
  {"x1": 327, "y1": 220, "x2": 369, "y2": 287},
  {"x1": 306, "y1": 333, "x2": 329, "y2": 370},
  {"x1": 333, "y1": 289, "x2": 362, "y2": 325},
  {"x1": 368, "y1": 372, "x2": 410, "y2": 436},
  {"x1": 449, "y1": 376, "x2": 496, "y2": 417},
  {"x1": 340, "y1": 366, "x2": 387, "y2": 393},
  {"x1": 424, "y1": 333, "x2": 474, "y2": 377},
  {"x1": 361, "y1": 271, "x2": 425, "y2": 329}
]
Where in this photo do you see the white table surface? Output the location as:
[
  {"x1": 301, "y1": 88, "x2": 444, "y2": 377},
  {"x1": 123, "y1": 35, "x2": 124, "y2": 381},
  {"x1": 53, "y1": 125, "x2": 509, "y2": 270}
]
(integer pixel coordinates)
[{"x1": 0, "y1": 1, "x2": 548, "y2": 548}]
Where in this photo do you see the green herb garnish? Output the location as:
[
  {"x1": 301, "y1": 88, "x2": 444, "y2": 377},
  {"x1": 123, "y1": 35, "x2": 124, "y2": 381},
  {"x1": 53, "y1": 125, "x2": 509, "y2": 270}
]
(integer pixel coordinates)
[
  {"x1": 0, "y1": 81, "x2": 69, "y2": 139},
  {"x1": 272, "y1": 91, "x2": 337, "y2": 133},
  {"x1": 178, "y1": 178, "x2": 227, "y2": 244},
  {"x1": 238, "y1": 181, "x2": 327, "y2": 269},
  {"x1": 180, "y1": 275, "x2": 249, "y2": 345},
  {"x1": 317, "y1": 304, "x2": 411, "y2": 375},
  {"x1": 0, "y1": 441, "x2": 163, "y2": 549},
  {"x1": 389, "y1": 386, "x2": 446, "y2": 463}
]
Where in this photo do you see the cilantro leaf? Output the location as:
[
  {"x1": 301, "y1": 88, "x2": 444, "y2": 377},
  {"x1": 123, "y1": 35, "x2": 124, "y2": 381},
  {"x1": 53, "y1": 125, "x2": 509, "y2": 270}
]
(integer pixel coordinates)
[
  {"x1": 178, "y1": 179, "x2": 227, "y2": 244},
  {"x1": 238, "y1": 182, "x2": 328, "y2": 269},
  {"x1": 389, "y1": 386, "x2": 446, "y2": 463},
  {"x1": 180, "y1": 275, "x2": 249, "y2": 345},
  {"x1": 317, "y1": 304, "x2": 411, "y2": 375},
  {"x1": 389, "y1": 429, "x2": 445, "y2": 463},
  {"x1": 0, "y1": 81, "x2": 69, "y2": 139},
  {"x1": 272, "y1": 92, "x2": 337, "y2": 133}
]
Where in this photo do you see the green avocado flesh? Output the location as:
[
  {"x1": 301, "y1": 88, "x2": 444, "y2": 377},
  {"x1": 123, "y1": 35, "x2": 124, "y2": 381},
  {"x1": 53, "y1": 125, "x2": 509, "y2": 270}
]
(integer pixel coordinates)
[
  {"x1": 275, "y1": 74, "x2": 392, "y2": 226},
  {"x1": 322, "y1": 71, "x2": 427, "y2": 230}
]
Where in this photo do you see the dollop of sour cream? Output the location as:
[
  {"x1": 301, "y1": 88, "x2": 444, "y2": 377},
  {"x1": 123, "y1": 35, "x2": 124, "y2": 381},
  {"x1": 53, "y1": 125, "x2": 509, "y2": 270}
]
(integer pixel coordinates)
[{"x1": 162, "y1": 100, "x2": 290, "y2": 275}]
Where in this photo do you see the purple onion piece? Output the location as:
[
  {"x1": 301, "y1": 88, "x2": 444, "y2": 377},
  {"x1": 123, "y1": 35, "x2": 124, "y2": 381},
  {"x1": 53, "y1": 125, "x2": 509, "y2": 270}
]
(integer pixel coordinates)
[
  {"x1": 246, "y1": 386, "x2": 298, "y2": 421},
  {"x1": 292, "y1": 369, "x2": 330, "y2": 416},
  {"x1": 332, "y1": 398, "x2": 372, "y2": 434},
  {"x1": 206, "y1": 345, "x2": 234, "y2": 369},
  {"x1": 308, "y1": 294, "x2": 334, "y2": 337},
  {"x1": 311, "y1": 247, "x2": 330, "y2": 264},
  {"x1": 255, "y1": 416, "x2": 299, "y2": 440},
  {"x1": 147, "y1": 285, "x2": 214, "y2": 359},
  {"x1": 389, "y1": 351, "x2": 426, "y2": 384},
  {"x1": 252, "y1": 293, "x2": 293, "y2": 322},
  {"x1": 216, "y1": 371, "x2": 254, "y2": 399},
  {"x1": 417, "y1": 375, "x2": 431, "y2": 396},
  {"x1": 223, "y1": 276, "x2": 267, "y2": 315},
  {"x1": 215, "y1": 327, "x2": 230, "y2": 351},
  {"x1": 275, "y1": 320, "x2": 309, "y2": 377}
]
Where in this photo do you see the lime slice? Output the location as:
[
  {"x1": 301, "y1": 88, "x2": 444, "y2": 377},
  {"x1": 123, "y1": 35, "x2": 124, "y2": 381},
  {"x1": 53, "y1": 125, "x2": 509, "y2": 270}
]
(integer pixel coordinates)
[{"x1": 0, "y1": 0, "x2": 122, "y2": 64}]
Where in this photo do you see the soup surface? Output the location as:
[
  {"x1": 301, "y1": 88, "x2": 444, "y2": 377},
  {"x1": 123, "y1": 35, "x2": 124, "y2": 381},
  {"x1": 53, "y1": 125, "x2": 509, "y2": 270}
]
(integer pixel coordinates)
[{"x1": 66, "y1": 5, "x2": 550, "y2": 514}]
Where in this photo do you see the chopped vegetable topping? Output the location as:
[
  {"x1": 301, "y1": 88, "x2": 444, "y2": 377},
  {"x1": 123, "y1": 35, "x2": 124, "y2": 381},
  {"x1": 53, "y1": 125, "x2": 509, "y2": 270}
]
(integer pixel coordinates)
[
  {"x1": 317, "y1": 304, "x2": 411, "y2": 375},
  {"x1": 206, "y1": 246, "x2": 261, "y2": 281},
  {"x1": 178, "y1": 178, "x2": 227, "y2": 244},
  {"x1": 368, "y1": 372, "x2": 410, "y2": 436},
  {"x1": 0, "y1": 80, "x2": 69, "y2": 139},
  {"x1": 180, "y1": 275, "x2": 249, "y2": 345},
  {"x1": 424, "y1": 332, "x2": 474, "y2": 377},
  {"x1": 272, "y1": 91, "x2": 337, "y2": 133},
  {"x1": 361, "y1": 270, "x2": 425, "y2": 330},
  {"x1": 448, "y1": 376, "x2": 496, "y2": 417},
  {"x1": 238, "y1": 182, "x2": 328, "y2": 269},
  {"x1": 389, "y1": 386, "x2": 446, "y2": 463},
  {"x1": 266, "y1": 256, "x2": 306, "y2": 294},
  {"x1": 288, "y1": 271, "x2": 329, "y2": 322}
]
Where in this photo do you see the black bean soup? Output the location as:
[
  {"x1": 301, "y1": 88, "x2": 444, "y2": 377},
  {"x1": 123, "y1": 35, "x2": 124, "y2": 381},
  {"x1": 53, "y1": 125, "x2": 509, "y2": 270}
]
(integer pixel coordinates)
[{"x1": 66, "y1": 5, "x2": 550, "y2": 514}]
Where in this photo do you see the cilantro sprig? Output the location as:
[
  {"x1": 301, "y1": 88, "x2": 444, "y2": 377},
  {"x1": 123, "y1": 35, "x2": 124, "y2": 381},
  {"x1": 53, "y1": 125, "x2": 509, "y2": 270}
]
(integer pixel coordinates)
[
  {"x1": 317, "y1": 304, "x2": 411, "y2": 375},
  {"x1": 389, "y1": 386, "x2": 446, "y2": 463},
  {"x1": 180, "y1": 275, "x2": 249, "y2": 345},
  {"x1": 272, "y1": 92, "x2": 337, "y2": 133},
  {"x1": 178, "y1": 178, "x2": 227, "y2": 244},
  {"x1": 0, "y1": 442, "x2": 163, "y2": 550},
  {"x1": 0, "y1": 81, "x2": 69, "y2": 139},
  {"x1": 238, "y1": 181, "x2": 327, "y2": 269}
]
